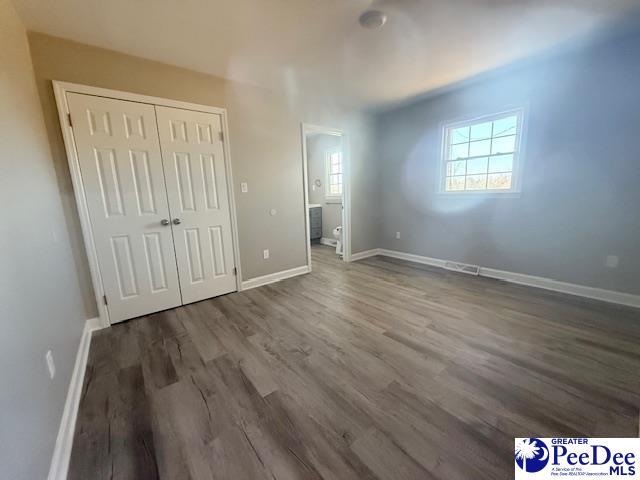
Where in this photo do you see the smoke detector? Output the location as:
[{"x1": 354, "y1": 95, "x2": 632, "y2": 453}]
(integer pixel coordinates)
[{"x1": 359, "y1": 10, "x2": 387, "y2": 29}]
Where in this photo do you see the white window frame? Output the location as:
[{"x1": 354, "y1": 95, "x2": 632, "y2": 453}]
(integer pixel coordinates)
[
  {"x1": 325, "y1": 148, "x2": 343, "y2": 203},
  {"x1": 439, "y1": 108, "x2": 525, "y2": 196}
]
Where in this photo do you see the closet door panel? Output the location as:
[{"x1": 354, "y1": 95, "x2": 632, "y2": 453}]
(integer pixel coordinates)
[
  {"x1": 156, "y1": 106, "x2": 237, "y2": 304},
  {"x1": 67, "y1": 93, "x2": 181, "y2": 323}
]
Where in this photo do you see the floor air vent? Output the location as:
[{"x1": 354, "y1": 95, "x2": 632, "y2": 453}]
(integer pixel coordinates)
[{"x1": 443, "y1": 261, "x2": 480, "y2": 276}]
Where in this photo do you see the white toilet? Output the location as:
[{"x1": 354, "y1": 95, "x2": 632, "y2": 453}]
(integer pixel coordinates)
[{"x1": 332, "y1": 226, "x2": 343, "y2": 255}]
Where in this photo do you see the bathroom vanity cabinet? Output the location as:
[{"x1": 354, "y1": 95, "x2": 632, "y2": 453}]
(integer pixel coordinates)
[{"x1": 309, "y1": 206, "x2": 322, "y2": 241}]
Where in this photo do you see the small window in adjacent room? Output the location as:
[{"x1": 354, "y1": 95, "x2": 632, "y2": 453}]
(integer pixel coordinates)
[
  {"x1": 325, "y1": 149, "x2": 343, "y2": 201},
  {"x1": 441, "y1": 109, "x2": 524, "y2": 194}
]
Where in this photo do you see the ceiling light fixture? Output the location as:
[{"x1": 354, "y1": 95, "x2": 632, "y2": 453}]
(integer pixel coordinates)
[{"x1": 359, "y1": 9, "x2": 387, "y2": 29}]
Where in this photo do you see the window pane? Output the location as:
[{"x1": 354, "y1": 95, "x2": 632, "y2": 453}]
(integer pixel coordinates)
[
  {"x1": 470, "y1": 121, "x2": 492, "y2": 141},
  {"x1": 466, "y1": 157, "x2": 488, "y2": 175},
  {"x1": 492, "y1": 115, "x2": 518, "y2": 137},
  {"x1": 449, "y1": 143, "x2": 469, "y2": 160},
  {"x1": 487, "y1": 172, "x2": 512, "y2": 189},
  {"x1": 488, "y1": 154, "x2": 513, "y2": 173},
  {"x1": 469, "y1": 139, "x2": 491, "y2": 157},
  {"x1": 446, "y1": 176, "x2": 465, "y2": 191},
  {"x1": 450, "y1": 126, "x2": 469, "y2": 144},
  {"x1": 491, "y1": 135, "x2": 516, "y2": 154},
  {"x1": 465, "y1": 174, "x2": 487, "y2": 190},
  {"x1": 442, "y1": 110, "x2": 521, "y2": 194},
  {"x1": 446, "y1": 160, "x2": 466, "y2": 176},
  {"x1": 327, "y1": 151, "x2": 342, "y2": 197}
]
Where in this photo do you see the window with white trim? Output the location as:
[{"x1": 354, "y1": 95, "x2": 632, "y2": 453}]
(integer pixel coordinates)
[
  {"x1": 441, "y1": 109, "x2": 523, "y2": 193},
  {"x1": 325, "y1": 149, "x2": 343, "y2": 200}
]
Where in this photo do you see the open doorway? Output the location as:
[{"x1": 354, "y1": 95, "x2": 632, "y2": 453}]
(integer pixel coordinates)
[{"x1": 301, "y1": 124, "x2": 350, "y2": 269}]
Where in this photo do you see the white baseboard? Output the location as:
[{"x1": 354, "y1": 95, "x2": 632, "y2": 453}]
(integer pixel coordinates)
[
  {"x1": 480, "y1": 267, "x2": 640, "y2": 309},
  {"x1": 320, "y1": 237, "x2": 337, "y2": 247},
  {"x1": 349, "y1": 248, "x2": 380, "y2": 261},
  {"x1": 48, "y1": 317, "x2": 103, "y2": 480},
  {"x1": 378, "y1": 249, "x2": 447, "y2": 269},
  {"x1": 241, "y1": 265, "x2": 311, "y2": 290},
  {"x1": 367, "y1": 248, "x2": 640, "y2": 309}
]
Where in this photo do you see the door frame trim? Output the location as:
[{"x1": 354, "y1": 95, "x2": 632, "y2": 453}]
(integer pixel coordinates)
[
  {"x1": 53, "y1": 81, "x2": 243, "y2": 328},
  {"x1": 300, "y1": 123, "x2": 351, "y2": 268}
]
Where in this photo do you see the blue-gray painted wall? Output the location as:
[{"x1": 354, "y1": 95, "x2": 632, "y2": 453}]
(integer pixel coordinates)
[{"x1": 374, "y1": 30, "x2": 640, "y2": 295}]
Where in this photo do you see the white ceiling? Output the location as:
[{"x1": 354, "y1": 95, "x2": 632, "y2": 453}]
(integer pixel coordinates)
[{"x1": 12, "y1": 0, "x2": 640, "y2": 109}]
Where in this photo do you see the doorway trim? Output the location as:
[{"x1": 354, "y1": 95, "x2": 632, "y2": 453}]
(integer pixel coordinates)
[
  {"x1": 300, "y1": 123, "x2": 351, "y2": 269},
  {"x1": 53, "y1": 81, "x2": 243, "y2": 328}
]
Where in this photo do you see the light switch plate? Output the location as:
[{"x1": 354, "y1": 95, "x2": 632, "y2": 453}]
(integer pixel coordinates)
[{"x1": 241, "y1": 182, "x2": 248, "y2": 193}]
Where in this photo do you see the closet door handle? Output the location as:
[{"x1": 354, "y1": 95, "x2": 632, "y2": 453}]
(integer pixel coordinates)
[
  {"x1": 172, "y1": 218, "x2": 182, "y2": 225},
  {"x1": 160, "y1": 219, "x2": 170, "y2": 226}
]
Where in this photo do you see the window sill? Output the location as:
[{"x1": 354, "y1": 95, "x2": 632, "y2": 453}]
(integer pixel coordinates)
[
  {"x1": 436, "y1": 190, "x2": 521, "y2": 199},
  {"x1": 325, "y1": 197, "x2": 343, "y2": 204}
]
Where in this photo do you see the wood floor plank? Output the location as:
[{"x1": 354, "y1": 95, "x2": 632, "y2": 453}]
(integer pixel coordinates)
[
  {"x1": 111, "y1": 365, "x2": 160, "y2": 479},
  {"x1": 350, "y1": 427, "x2": 434, "y2": 480},
  {"x1": 69, "y1": 245, "x2": 640, "y2": 480},
  {"x1": 140, "y1": 337, "x2": 180, "y2": 390},
  {"x1": 177, "y1": 302, "x2": 226, "y2": 363}
]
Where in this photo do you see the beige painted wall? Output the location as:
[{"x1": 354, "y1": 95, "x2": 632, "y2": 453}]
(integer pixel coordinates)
[
  {"x1": 307, "y1": 134, "x2": 343, "y2": 237},
  {"x1": 28, "y1": 32, "x2": 376, "y2": 318},
  {"x1": 0, "y1": 3, "x2": 87, "y2": 479}
]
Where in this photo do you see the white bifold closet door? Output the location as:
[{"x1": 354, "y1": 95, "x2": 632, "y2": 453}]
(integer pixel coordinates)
[
  {"x1": 155, "y1": 106, "x2": 236, "y2": 304},
  {"x1": 67, "y1": 93, "x2": 236, "y2": 323},
  {"x1": 67, "y1": 93, "x2": 182, "y2": 322}
]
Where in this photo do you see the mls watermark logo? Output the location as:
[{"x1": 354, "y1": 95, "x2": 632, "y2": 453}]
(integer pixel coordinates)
[
  {"x1": 514, "y1": 438, "x2": 639, "y2": 479},
  {"x1": 515, "y1": 438, "x2": 550, "y2": 473}
]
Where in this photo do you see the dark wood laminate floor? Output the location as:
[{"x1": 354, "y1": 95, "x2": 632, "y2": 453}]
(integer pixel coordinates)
[{"x1": 69, "y1": 245, "x2": 640, "y2": 480}]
